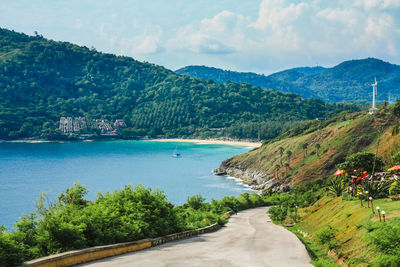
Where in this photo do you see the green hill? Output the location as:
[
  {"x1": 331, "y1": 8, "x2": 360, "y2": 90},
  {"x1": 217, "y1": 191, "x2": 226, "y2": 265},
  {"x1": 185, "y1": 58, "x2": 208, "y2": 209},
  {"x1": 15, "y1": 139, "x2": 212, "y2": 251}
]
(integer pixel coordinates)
[
  {"x1": 176, "y1": 58, "x2": 400, "y2": 103},
  {"x1": 216, "y1": 107, "x2": 400, "y2": 190},
  {"x1": 0, "y1": 28, "x2": 354, "y2": 140}
]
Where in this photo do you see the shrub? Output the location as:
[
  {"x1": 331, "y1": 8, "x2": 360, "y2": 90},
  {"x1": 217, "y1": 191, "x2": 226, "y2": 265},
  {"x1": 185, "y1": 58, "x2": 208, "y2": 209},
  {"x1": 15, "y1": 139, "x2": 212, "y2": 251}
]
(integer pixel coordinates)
[
  {"x1": 389, "y1": 181, "x2": 400, "y2": 196},
  {"x1": 186, "y1": 194, "x2": 205, "y2": 210},
  {"x1": 367, "y1": 219, "x2": 400, "y2": 266},
  {"x1": 374, "y1": 253, "x2": 400, "y2": 267},
  {"x1": 363, "y1": 180, "x2": 391, "y2": 199},
  {"x1": 316, "y1": 225, "x2": 338, "y2": 250},
  {"x1": 337, "y1": 152, "x2": 384, "y2": 174},
  {"x1": 0, "y1": 228, "x2": 26, "y2": 267},
  {"x1": 268, "y1": 206, "x2": 288, "y2": 222},
  {"x1": 392, "y1": 151, "x2": 400, "y2": 165},
  {"x1": 327, "y1": 178, "x2": 344, "y2": 197},
  {"x1": 367, "y1": 219, "x2": 400, "y2": 254},
  {"x1": 312, "y1": 258, "x2": 340, "y2": 267}
]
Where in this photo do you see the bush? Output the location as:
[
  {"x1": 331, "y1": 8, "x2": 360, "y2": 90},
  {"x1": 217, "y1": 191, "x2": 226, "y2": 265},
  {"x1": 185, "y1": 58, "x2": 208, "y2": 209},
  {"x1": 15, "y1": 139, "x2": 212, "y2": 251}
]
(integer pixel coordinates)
[
  {"x1": 268, "y1": 206, "x2": 288, "y2": 222},
  {"x1": 363, "y1": 180, "x2": 391, "y2": 199},
  {"x1": 0, "y1": 228, "x2": 26, "y2": 267},
  {"x1": 327, "y1": 178, "x2": 344, "y2": 197},
  {"x1": 368, "y1": 219, "x2": 400, "y2": 254},
  {"x1": 374, "y1": 253, "x2": 400, "y2": 267},
  {"x1": 316, "y1": 225, "x2": 338, "y2": 250},
  {"x1": 389, "y1": 181, "x2": 400, "y2": 196},
  {"x1": 186, "y1": 194, "x2": 205, "y2": 210},
  {"x1": 367, "y1": 219, "x2": 400, "y2": 266}
]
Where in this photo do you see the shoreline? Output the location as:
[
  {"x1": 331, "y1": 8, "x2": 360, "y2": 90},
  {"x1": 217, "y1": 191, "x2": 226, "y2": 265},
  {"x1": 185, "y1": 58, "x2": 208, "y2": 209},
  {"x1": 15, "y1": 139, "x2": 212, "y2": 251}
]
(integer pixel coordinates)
[
  {"x1": 1, "y1": 138, "x2": 262, "y2": 147},
  {"x1": 147, "y1": 138, "x2": 262, "y2": 148}
]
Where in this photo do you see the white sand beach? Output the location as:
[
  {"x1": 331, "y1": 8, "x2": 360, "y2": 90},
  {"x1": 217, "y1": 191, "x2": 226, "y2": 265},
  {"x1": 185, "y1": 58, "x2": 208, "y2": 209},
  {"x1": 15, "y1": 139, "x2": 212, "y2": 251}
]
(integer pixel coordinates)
[{"x1": 147, "y1": 138, "x2": 262, "y2": 148}]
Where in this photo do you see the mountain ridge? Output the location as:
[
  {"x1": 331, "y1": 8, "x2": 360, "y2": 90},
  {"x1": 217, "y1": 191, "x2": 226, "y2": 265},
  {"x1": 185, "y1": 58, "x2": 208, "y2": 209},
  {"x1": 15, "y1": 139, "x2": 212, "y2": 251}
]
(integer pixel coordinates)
[{"x1": 176, "y1": 58, "x2": 400, "y2": 103}]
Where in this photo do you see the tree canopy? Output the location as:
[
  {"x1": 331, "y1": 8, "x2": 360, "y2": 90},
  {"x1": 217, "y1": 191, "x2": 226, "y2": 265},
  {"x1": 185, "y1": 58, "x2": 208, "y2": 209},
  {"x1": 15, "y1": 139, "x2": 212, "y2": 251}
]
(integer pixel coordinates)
[{"x1": 0, "y1": 28, "x2": 356, "y2": 140}]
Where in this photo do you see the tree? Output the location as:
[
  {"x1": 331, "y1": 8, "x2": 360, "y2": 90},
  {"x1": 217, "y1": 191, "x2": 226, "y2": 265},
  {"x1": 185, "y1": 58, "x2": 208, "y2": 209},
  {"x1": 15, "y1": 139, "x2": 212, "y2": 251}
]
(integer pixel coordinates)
[
  {"x1": 391, "y1": 100, "x2": 400, "y2": 136},
  {"x1": 284, "y1": 163, "x2": 289, "y2": 177},
  {"x1": 315, "y1": 143, "x2": 321, "y2": 156},
  {"x1": 302, "y1": 142, "x2": 309, "y2": 158},
  {"x1": 286, "y1": 150, "x2": 293, "y2": 167},
  {"x1": 337, "y1": 152, "x2": 384, "y2": 175},
  {"x1": 279, "y1": 147, "x2": 284, "y2": 166},
  {"x1": 275, "y1": 164, "x2": 281, "y2": 179}
]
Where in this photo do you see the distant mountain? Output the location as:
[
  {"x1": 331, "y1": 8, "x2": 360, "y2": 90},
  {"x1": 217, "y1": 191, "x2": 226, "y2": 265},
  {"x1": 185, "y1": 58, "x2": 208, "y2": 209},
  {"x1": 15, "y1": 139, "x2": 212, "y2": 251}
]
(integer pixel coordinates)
[
  {"x1": 0, "y1": 28, "x2": 355, "y2": 140},
  {"x1": 176, "y1": 58, "x2": 400, "y2": 103}
]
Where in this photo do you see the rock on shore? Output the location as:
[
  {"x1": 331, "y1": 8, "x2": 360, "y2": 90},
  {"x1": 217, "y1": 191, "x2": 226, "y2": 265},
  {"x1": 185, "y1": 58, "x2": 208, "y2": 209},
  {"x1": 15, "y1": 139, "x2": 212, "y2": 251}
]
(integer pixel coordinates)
[{"x1": 214, "y1": 159, "x2": 290, "y2": 192}]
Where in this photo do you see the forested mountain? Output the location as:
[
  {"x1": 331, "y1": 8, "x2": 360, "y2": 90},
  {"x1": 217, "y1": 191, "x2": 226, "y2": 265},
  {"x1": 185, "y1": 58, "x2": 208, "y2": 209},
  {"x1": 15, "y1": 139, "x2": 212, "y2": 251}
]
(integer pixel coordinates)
[
  {"x1": 0, "y1": 28, "x2": 355, "y2": 140},
  {"x1": 176, "y1": 58, "x2": 400, "y2": 103}
]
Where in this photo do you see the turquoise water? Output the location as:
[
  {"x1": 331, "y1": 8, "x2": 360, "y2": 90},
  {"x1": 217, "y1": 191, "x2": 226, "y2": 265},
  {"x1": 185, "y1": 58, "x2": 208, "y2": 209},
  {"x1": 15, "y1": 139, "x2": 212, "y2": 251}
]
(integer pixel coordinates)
[{"x1": 0, "y1": 141, "x2": 252, "y2": 229}]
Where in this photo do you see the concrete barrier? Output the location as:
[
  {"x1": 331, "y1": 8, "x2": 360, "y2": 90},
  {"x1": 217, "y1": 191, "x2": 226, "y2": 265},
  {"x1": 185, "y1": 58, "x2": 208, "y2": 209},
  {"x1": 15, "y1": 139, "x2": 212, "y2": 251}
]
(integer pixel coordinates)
[{"x1": 22, "y1": 220, "x2": 225, "y2": 267}]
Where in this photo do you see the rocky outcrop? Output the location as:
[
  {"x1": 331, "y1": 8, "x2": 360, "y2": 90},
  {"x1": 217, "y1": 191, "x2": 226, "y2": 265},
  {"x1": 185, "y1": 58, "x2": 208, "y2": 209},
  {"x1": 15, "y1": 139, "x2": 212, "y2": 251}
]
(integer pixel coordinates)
[{"x1": 214, "y1": 159, "x2": 290, "y2": 192}]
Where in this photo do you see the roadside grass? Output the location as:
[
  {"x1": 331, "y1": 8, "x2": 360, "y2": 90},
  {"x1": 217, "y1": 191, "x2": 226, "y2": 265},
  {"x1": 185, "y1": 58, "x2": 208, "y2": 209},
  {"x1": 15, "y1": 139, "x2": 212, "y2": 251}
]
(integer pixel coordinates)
[
  {"x1": 292, "y1": 196, "x2": 400, "y2": 266},
  {"x1": 289, "y1": 226, "x2": 340, "y2": 267}
]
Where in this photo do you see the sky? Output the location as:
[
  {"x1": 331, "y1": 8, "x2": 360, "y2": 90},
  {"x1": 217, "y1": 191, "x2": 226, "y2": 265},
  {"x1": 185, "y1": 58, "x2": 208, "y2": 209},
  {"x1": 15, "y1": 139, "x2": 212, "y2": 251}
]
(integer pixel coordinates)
[{"x1": 1, "y1": 0, "x2": 400, "y2": 74}]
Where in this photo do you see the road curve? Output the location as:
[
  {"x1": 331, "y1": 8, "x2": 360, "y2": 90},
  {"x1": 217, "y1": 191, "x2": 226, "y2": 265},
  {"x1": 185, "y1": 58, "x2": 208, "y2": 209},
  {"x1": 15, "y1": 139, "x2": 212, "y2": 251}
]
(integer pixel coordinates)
[{"x1": 79, "y1": 207, "x2": 312, "y2": 267}]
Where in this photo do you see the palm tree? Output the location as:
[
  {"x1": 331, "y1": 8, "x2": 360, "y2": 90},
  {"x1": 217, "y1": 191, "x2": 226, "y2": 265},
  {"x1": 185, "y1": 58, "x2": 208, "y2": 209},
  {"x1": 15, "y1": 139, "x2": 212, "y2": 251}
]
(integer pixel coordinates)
[
  {"x1": 286, "y1": 150, "x2": 292, "y2": 167},
  {"x1": 284, "y1": 163, "x2": 289, "y2": 177},
  {"x1": 279, "y1": 146, "x2": 284, "y2": 166},
  {"x1": 275, "y1": 164, "x2": 281, "y2": 179},
  {"x1": 315, "y1": 143, "x2": 321, "y2": 156},
  {"x1": 302, "y1": 142, "x2": 309, "y2": 158}
]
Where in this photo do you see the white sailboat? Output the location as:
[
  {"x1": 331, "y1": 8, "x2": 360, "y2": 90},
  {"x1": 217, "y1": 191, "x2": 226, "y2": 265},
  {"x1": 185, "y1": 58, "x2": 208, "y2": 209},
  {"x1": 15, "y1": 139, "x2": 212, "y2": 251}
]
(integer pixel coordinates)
[{"x1": 172, "y1": 145, "x2": 182, "y2": 158}]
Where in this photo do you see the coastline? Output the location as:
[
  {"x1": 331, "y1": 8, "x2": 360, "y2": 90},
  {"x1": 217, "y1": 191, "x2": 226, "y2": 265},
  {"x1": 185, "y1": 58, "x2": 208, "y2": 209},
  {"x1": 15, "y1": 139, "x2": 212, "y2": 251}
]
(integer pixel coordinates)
[
  {"x1": 147, "y1": 138, "x2": 262, "y2": 148},
  {"x1": 0, "y1": 138, "x2": 262, "y2": 147}
]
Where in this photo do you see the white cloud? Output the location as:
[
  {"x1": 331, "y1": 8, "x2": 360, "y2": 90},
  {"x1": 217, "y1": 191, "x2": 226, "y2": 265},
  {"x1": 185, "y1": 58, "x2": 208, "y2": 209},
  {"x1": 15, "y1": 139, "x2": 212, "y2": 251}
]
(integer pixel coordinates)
[
  {"x1": 167, "y1": 10, "x2": 245, "y2": 54},
  {"x1": 251, "y1": 0, "x2": 308, "y2": 30},
  {"x1": 98, "y1": 23, "x2": 163, "y2": 56},
  {"x1": 354, "y1": 0, "x2": 400, "y2": 10}
]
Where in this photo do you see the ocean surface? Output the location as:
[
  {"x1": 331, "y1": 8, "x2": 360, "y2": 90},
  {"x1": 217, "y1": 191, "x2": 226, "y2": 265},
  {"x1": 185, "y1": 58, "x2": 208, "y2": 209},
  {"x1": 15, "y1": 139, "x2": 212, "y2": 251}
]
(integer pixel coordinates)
[{"x1": 0, "y1": 140, "x2": 252, "y2": 229}]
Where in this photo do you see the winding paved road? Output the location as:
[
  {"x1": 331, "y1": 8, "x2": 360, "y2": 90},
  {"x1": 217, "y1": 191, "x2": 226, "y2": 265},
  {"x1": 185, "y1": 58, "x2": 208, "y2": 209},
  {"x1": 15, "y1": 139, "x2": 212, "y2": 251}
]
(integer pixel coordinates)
[{"x1": 79, "y1": 207, "x2": 312, "y2": 267}]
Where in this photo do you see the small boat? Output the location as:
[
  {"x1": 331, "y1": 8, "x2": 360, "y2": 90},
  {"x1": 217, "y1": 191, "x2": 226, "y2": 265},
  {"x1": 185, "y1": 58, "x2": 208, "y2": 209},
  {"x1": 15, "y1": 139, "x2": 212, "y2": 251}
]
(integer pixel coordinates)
[{"x1": 172, "y1": 145, "x2": 182, "y2": 158}]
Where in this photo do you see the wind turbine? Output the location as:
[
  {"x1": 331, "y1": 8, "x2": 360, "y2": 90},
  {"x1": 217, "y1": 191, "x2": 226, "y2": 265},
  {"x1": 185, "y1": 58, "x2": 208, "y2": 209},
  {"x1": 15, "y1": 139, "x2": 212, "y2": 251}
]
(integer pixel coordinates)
[{"x1": 369, "y1": 77, "x2": 378, "y2": 114}]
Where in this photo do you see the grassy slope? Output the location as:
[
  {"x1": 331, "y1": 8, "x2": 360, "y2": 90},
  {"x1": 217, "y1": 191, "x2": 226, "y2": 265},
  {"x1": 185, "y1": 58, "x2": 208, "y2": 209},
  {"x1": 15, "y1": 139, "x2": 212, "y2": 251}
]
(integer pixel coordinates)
[
  {"x1": 227, "y1": 110, "x2": 399, "y2": 186},
  {"x1": 292, "y1": 196, "x2": 400, "y2": 266}
]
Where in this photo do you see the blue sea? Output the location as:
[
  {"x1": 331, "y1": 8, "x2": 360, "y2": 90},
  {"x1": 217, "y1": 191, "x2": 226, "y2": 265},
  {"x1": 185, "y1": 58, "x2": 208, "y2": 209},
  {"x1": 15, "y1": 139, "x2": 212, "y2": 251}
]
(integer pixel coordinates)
[{"x1": 0, "y1": 141, "x2": 252, "y2": 229}]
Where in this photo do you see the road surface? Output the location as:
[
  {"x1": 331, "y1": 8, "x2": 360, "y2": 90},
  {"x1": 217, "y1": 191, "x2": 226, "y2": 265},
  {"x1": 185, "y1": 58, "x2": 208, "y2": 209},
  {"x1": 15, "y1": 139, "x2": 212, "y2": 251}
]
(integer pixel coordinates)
[{"x1": 79, "y1": 207, "x2": 312, "y2": 267}]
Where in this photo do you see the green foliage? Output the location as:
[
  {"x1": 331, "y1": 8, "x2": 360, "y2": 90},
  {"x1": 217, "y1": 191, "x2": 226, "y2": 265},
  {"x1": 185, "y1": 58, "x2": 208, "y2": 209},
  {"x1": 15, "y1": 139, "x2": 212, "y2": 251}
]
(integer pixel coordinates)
[
  {"x1": 391, "y1": 151, "x2": 400, "y2": 164},
  {"x1": 58, "y1": 182, "x2": 88, "y2": 206},
  {"x1": 294, "y1": 179, "x2": 326, "y2": 207},
  {"x1": 363, "y1": 180, "x2": 391, "y2": 198},
  {"x1": 327, "y1": 178, "x2": 344, "y2": 197},
  {"x1": 0, "y1": 28, "x2": 355, "y2": 141},
  {"x1": 367, "y1": 219, "x2": 400, "y2": 266},
  {"x1": 292, "y1": 229, "x2": 340, "y2": 267},
  {"x1": 0, "y1": 184, "x2": 274, "y2": 265},
  {"x1": 268, "y1": 206, "x2": 288, "y2": 222},
  {"x1": 391, "y1": 100, "x2": 400, "y2": 118},
  {"x1": 312, "y1": 258, "x2": 340, "y2": 267},
  {"x1": 186, "y1": 194, "x2": 205, "y2": 210},
  {"x1": 316, "y1": 225, "x2": 338, "y2": 250},
  {"x1": 337, "y1": 152, "x2": 384, "y2": 174},
  {"x1": 0, "y1": 228, "x2": 27, "y2": 267},
  {"x1": 389, "y1": 181, "x2": 400, "y2": 195}
]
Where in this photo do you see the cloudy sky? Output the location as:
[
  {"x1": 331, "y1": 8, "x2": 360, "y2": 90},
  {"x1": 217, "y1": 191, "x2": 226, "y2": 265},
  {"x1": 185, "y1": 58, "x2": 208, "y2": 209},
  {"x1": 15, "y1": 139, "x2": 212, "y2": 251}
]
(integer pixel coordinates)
[{"x1": 1, "y1": 0, "x2": 399, "y2": 74}]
